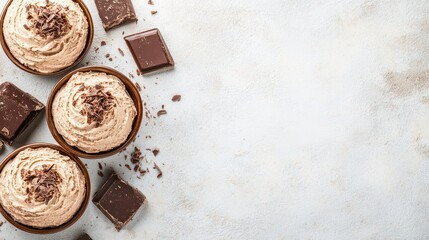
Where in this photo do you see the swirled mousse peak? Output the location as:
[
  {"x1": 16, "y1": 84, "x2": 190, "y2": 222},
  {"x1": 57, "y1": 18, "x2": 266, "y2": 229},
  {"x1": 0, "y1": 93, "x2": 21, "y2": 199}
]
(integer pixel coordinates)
[
  {"x1": 3, "y1": 0, "x2": 89, "y2": 73},
  {"x1": 0, "y1": 147, "x2": 86, "y2": 228},
  {"x1": 52, "y1": 72, "x2": 137, "y2": 153}
]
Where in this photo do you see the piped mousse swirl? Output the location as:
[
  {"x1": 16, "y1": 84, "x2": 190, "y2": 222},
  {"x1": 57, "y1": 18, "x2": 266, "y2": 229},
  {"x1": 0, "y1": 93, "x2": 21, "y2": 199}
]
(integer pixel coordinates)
[
  {"x1": 52, "y1": 71, "x2": 137, "y2": 153},
  {"x1": 3, "y1": 0, "x2": 89, "y2": 73},
  {"x1": 0, "y1": 147, "x2": 86, "y2": 228}
]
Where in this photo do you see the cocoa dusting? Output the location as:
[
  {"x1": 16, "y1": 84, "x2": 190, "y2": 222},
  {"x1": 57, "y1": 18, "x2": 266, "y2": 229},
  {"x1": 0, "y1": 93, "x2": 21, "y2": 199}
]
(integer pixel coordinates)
[
  {"x1": 23, "y1": 164, "x2": 61, "y2": 205},
  {"x1": 25, "y1": 3, "x2": 71, "y2": 39}
]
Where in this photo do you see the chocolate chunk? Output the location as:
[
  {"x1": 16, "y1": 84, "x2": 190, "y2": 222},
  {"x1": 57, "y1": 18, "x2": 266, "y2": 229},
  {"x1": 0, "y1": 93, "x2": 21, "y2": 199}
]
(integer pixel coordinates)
[
  {"x1": 76, "y1": 233, "x2": 92, "y2": 240},
  {"x1": 93, "y1": 172, "x2": 146, "y2": 231},
  {"x1": 0, "y1": 82, "x2": 44, "y2": 144},
  {"x1": 124, "y1": 29, "x2": 174, "y2": 75},
  {"x1": 94, "y1": 0, "x2": 137, "y2": 31}
]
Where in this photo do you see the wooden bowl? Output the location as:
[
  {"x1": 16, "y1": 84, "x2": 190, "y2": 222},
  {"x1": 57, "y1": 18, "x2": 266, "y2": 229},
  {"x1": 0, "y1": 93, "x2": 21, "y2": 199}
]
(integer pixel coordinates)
[
  {"x1": 0, "y1": 143, "x2": 91, "y2": 234},
  {"x1": 46, "y1": 66, "x2": 143, "y2": 159},
  {"x1": 0, "y1": 0, "x2": 94, "y2": 76}
]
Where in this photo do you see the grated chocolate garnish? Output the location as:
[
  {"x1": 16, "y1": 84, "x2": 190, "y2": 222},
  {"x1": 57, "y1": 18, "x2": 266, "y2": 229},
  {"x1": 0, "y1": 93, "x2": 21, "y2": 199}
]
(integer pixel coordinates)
[
  {"x1": 23, "y1": 164, "x2": 62, "y2": 205},
  {"x1": 25, "y1": 2, "x2": 71, "y2": 39},
  {"x1": 80, "y1": 85, "x2": 115, "y2": 127}
]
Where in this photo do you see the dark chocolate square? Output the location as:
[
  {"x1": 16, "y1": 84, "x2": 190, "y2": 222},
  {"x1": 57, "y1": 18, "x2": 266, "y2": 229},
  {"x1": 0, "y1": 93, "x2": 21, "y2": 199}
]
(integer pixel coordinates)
[
  {"x1": 93, "y1": 172, "x2": 146, "y2": 231},
  {"x1": 94, "y1": 0, "x2": 137, "y2": 30},
  {"x1": 0, "y1": 82, "x2": 44, "y2": 144},
  {"x1": 125, "y1": 29, "x2": 175, "y2": 75}
]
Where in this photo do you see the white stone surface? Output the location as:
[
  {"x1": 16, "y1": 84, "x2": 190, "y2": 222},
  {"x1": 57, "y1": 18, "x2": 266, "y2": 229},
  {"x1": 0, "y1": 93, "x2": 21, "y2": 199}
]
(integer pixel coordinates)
[{"x1": 0, "y1": 0, "x2": 429, "y2": 239}]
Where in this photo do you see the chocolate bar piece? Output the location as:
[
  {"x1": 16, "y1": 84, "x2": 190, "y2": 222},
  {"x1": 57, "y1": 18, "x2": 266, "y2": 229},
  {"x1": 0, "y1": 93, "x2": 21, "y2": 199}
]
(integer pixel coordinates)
[
  {"x1": 124, "y1": 29, "x2": 174, "y2": 75},
  {"x1": 93, "y1": 172, "x2": 146, "y2": 231},
  {"x1": 76, "y1": 234, "x2": 92, "y2": 240},
  {"x1": 94, "y1": 0, "x2": 137, "y2": 30},
  {"x1": 0, "y1": 82, "x2": 44, "y2": 144}
]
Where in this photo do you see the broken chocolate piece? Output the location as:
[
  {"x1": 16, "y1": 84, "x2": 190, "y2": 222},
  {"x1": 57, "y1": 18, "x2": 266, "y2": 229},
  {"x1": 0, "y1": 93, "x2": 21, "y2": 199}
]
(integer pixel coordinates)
[
  {"x1": 93, "y1": 172, "x2": 146, "y2": 231},
  {"x1": 124, "y1": 29, "x2": 174, "y2": 75},
  {"x1": 94, "y1": 0, "x2": 138, "y2": 31},
  {"x1": 76, "y1": 233, "x2": 92, "y2": 240},
  {"x1": 0, "y1": 82, "x2": 45, "y2": 144}
]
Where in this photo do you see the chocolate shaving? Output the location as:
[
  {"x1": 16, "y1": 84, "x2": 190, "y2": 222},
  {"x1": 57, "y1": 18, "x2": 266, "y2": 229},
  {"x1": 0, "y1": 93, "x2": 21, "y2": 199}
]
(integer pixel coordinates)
[
  {"x1": 80, "y1": 85, "x2": 115, "y2": 126},
  {"x1": 98, "y1": 170, "x2": 104, "y2": 177},
  {"x1": 23, "y1": 164, "x2": 62, "y2": 205},
  {"x1": 148, "y1": 0, "x2": 154, "y2": 5},
  {"x1": 101, "y1": 41, "x2": 107, "y2": 46},
  {"x1": 135, "y1": 82, "x2": 142, "y2": 92},
  {"x1": 152, "y1": 148, "x2": 159, "y2": 157},
  {"x1": 25, "y1": 3, "x2": 71, "y2": 39},
  {"x1": 151, "y1": 10, "x2": 158, "y2": 15},
  {"x1": 153, "y1": 163, "x2": 162, "y2": 178},
  {"x1": 125, "y1": 164, "x2": 132, "y2": 171},
  {"x1": 172, "y1": 95, "x2": 181, "y2": 102},
  {"x1": 118, "y1": 48, "x2": 125, "y2": 56},
  {"x1": 157, "y1": 110, "x2": 167, "y2": 117}
]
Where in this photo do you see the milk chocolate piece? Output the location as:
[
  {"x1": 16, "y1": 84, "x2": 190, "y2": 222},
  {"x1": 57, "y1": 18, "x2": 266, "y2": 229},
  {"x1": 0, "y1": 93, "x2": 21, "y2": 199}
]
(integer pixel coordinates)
[
  {"x1": 0, "y1": 82, "x2": 44, "y2": 144},
  {"x1": 94, "y1": 0, "x2": 137, "y2": 30},
  {"x1": 76, "y1": 234, "x2": 92, "y2": 240},
  {"x1": 124, "y1": 29, "x2": 174, "y2": 75},
  {"x1": 93, "y1": 172, "x2": 146, "y2": 231}
]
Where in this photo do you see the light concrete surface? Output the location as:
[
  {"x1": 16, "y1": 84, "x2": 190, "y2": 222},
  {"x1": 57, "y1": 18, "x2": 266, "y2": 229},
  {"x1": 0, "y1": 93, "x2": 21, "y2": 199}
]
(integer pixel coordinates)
[{"x1": 0, "y1": 0, "x2": 429, "y2": 239}]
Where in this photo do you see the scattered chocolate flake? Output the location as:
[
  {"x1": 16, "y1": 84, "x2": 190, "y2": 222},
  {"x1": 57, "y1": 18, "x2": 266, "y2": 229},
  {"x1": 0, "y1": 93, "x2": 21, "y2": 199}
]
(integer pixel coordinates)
[
  {"x1": 136, "y1": 69, "x2": 141, "y2": 76},
  {"x1": 118, "y1": 48, "x2": 125, "y2": 56},
  {"x1": 105, "y1": 53, "x2": 110, "y2": 58},
  {"x1": 101, "y1": 41, "x2": 106, "y2": 46},
  {"x1": 80, "y1": 85, "x2": 115, "y2": 126},
  {"x1": 135, "y1": 82, "x2": 142, "y2": 92},
  {"x1": 125, "y1": 164, "x2": 132, "y2": 171},
  {"x1": 122, "y1": 31, "x2": 125, "y2": 35},
  {"x1": 0, "y1": 221, "x2": 3, "y2": 227},
  {"x1": 151, "y1": 10, "x2": 158, "y2": 15},
  {"x1": 148, "y1": 0, "x2": 154, "y2": 5},
  {"x1": 23, "y1": 164, "x2": 61, "y2": 205},
  {"x1": 26, "y1": 3, "x2": 71, "y2": 39},
  {"x1": 153, "y1": 163, "x2": 162, "y2": 178},
  {"x1": 109, "y1": 58, "x2": 113, "y2": 61},
  {"x1": 152, "y1": 148, "x2": 160, "y2": 157},
  {"x1": 95, "y1": 47, "x2": 99, "y2": 52},
  {"x1": 133, "y1": 164, "x2": 139, "y2": 172},
  {"x1": 97, "y1": 170, "x2": 104, "y2": 177},
  {"x1": 98, "y1": 162, "x2": 103, "y2": 170},
  {"x1": 131, "y1": 147, "x2": 142, "y2": 164},
  {"x1": 129, "y1": 73, "x2": 135, "y2": 78},
  {"x1": 172, "y1": 95, "x2": 181, "y2": 102},
  {"x1": 0, "y1": 140, "x2": 4, "y2": 153},
  {"x1": 157, "y1": 109, "x2": 167, "y2": 117}
]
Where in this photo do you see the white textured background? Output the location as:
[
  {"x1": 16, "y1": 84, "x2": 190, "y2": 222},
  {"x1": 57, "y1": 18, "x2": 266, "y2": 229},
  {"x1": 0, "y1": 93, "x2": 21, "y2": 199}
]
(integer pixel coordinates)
[{"x1": 0, "y1": 0, "x2": 429, "y2": 239}]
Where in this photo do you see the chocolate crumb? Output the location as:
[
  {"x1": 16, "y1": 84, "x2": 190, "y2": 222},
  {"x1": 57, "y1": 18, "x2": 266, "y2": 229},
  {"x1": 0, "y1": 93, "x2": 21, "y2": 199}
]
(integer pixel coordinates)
[
  {"x1": 151, "y1": 10, "x2": 158, "y2": 15},
  {"x1": 125, "y1": 164, "x2": 132, "y2": 171},
  {"x1": 118, "y1": 48, "x2": 125, "y2": 56},
  {"x1": 0, "y1": 221, "x2": 3, "y2": 227},
  {"x1": 109, "y1": 58, "x2": 113, "y2": 61},
  {"x1": 148, "y1": 0, "x2": 154, "y2": 5},
  {"x1": 172, "y1": 95, "x2": 181, "y2": 102},
  {"x1": 95, "y1": 47, "x2": 99, "y2": 52},
  {"x1": 153, "y1": 163, "x2": 162, "y2": 178},
  {"x1": 101, "y1": 41, "x2": 106, "y2": 46},
  {"x1": 135, "y1": 82, "x2": 142, "y2": 92},
  {"x1": 129, "y1": 73, "x2": 135, "y2": 78},
  {"x1": 105, "y1": 53, "x2": 110, "y2": 58},
  {"x1": 152, "y1": 148, "x2": 160, "y2": 157},
  {"x1": 98, "y1": 162, "x2": 103, "y2": 170},
  {"x1": 97, "y1": 170, "x2": 104, "y2": 177},
  {"x1": 134, "y1": 165, "x2": 139, "y2": 172},
  {"x1": 136, "y1": 69, "x2": 141, "y2": 76},
  {"x1": 157, "y1": 109, "x2": 167, "y2": 117}
]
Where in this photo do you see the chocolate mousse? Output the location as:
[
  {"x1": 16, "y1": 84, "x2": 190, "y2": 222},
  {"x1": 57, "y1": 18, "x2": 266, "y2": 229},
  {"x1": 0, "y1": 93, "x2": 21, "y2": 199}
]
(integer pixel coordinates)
[
  {"x1": 0, "y1": 147, "x2": 86, "y2": 228},
  {"x1": 3, "y1": 0, "x2": 89, "y2": 73},
  {"x1": 52, "y1": 72, "x2": 137, "y2": 153}
]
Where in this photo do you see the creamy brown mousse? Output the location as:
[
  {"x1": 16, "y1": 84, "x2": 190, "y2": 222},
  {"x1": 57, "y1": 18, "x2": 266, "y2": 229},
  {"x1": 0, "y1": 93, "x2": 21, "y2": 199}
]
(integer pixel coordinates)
[
  {"x1": 0, "y1": 147, "x2": 86, "y2": 228},
  {"x1": 3, "y1": 0, "x2": 89, "y2": 73},
  {"x1": 52, "y1": 72, "x2": 137, "y2": 153}
]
